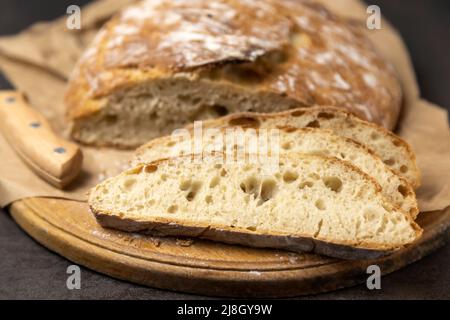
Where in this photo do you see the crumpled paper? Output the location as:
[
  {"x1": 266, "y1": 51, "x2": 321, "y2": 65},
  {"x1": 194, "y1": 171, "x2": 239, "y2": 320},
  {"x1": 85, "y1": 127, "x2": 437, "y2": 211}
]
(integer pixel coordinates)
[{"x1": 0, "y1": 0, "x2": 449, "y2": 214}]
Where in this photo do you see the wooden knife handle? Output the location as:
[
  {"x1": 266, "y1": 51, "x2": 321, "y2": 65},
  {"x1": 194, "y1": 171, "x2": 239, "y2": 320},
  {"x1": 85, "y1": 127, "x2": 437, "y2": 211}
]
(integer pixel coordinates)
[{"x1": 0, "y1": 91, "x2": 83, "y2": 189}]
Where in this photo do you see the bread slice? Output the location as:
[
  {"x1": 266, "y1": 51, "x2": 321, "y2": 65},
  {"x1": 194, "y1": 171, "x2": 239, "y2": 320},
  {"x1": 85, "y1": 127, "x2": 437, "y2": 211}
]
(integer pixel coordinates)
[
  {"x1": 133, "y1": 127, "x2": 418, "y2": 219},
  {"x1": 89, "y1": 153, "x2": 421, "y2": 260},
  {"x1": 185, "y1": 106, "x2": 420, "y2": 188}
]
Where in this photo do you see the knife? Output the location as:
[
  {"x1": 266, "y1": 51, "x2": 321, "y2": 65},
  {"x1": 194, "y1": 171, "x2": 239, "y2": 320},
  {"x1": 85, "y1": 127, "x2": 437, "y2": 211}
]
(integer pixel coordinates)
[{"x1": 0, "y1": 73, "x2": 83, "y2": 189}]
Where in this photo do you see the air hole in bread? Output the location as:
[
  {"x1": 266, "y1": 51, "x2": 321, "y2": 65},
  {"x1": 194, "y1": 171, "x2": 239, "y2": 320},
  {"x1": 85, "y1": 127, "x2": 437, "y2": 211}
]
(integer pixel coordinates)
[
  {"x1": 383, "y1": 158, "x2": 395, "y2": 166},
  {"x1": 177, "y1": 94, "x2": 190, "y2": 103},
  {"x1": 400, "y1": 165, "x2": 408, "y2": 173},
  {"x1": 167, "y1": 205, "x2": 178, "y2": 213},
  {"x1": 299, "y1": 181, "x2": 314, "y2": 189},
  {"x1": 315, "y1": 199, "x2": 326, "y2": 210},
  {"x1": 283, "y1": 126, "x2": 297, "y2": 133},
  {"x1": 340, "y1": 152, "x2": 346, "y2": 159},
  {"x1": 306, "y1": 120, "x2": 320, "y2": 128},
  {"x1": 209, "y1": 176, "x2": 220, "y2": 188},
  {"x1": 318, "y1": 112, "x2": 335, "y2": 119},
  {"x1": 189, "y1": 180, "x2": 202, "y2": 198},
  {"x1": 283, "y1": 171, "x2": 299, "y2": 183},
  {"x1": 246, "y1": 226, "x2": 257, "y2": 232},
  {"x1": 397, "y1": 184, "x2": 409, "y2": 197},
  {"x1": 105, "y1": 114, "x2": 118, "y2": 124},
  {"x1": 205, "y1": 195, "x2": 213, "y2": 204},
  {"x1": 291, "y1": 110, "x2": 305, "y2": 117},
  {"x1": 240, "y1": 176, "x2": 260, "y2": 195},
  {"x1": 214, "y1": 163, "x2": 222, "y2": 169},
  {"x1": 282, "y1": 141, "x2": 293, "y2": 150},
  {"x1": 323, "y1": 176, "x2": 343, "y2": 192},
  {"x1": 210, "y1": 104, "x2": 229, "y2": 116},
  {"x1": 128, "y1": 167, "x2": 142, "y2": 175},
  {"x1": 122, "y1": 178, "x2": 136, "y2": 190},
  {"x1": 226, "y1": 65, "x2": 264, "y2": 84},
  {"x1": 364, "y1": 209, "x2": 379, "y2": 222},
  {"x1": 160, "y1": 174, "x2": 168, "y2": 181},
  {"x1": 166, "y1": 140, "x2": 176, "y2": 147},
  {"x1": 186, "y1": 191, "x2": 196, "y2": 201},
  {"x1": 179, "y1": 179, "x2": 192, "y2": 191},
  {"x1": 144, "y1": 165, "x2": 158, "y2": 173},
  {"x1": 370, "y1": 132, "x2": 380, "y2": 140},
  {"x1": 393, "y1": 140, "x2": 402, "y2": 147},
  {"x1": 228, "y1": 117, "x2": 261, "y2": 128},
  {"x1": 220, "y1": 168, "x2": 227, "y2": 176},
  {"x1": 257, "y1": 179, "x2": 277, "y2": 206}
]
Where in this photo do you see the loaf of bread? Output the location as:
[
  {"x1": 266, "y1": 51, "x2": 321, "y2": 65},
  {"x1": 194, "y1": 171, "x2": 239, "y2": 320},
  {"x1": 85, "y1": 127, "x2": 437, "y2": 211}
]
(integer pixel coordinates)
[
  {"x1": 133, "y1": 127, "x2": 418, "y2": 218},
  {"x1": 89, "y1": 153, "x2": 421, "y2": 260},
  {"x1": 185, "y1": 106, "x2": 420, "y2": 188},
  {"x1": 66, "y1": 0, "x2": 402, "y2": 148}
]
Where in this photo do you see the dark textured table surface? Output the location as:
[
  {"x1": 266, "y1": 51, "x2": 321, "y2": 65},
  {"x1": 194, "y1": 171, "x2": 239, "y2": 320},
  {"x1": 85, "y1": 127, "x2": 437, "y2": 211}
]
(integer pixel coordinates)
[{"x1": 0, "y1": 0, "x2": 449, "y2": 299}]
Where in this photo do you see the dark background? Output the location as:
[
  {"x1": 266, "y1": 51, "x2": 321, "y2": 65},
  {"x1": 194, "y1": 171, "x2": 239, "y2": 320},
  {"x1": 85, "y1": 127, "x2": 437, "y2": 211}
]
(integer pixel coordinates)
[{"x1": 0, "y1": 0, "x2": 449, "y2": 299}]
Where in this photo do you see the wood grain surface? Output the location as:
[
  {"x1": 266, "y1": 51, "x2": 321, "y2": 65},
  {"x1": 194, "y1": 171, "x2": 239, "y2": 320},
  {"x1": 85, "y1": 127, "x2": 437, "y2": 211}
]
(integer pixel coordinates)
[
  {"x1": 0, "y1": 91, "x2": 83, "y2": 188},
  {"x1": 9, "y1": 197, "x2": 450, "y2": 298}
]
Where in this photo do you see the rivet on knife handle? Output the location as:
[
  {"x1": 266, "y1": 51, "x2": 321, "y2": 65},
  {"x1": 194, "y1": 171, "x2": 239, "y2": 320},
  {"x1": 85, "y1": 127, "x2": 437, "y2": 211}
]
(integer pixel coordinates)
[{"x1": 0, "y1": 91, "x2": 83, "y2": 189}]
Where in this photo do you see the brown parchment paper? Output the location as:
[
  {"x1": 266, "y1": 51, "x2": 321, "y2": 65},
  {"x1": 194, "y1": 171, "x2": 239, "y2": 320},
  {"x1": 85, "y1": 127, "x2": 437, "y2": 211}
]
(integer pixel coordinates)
[{"x1": 0, "y1": 0, "x2": 449, "y2": 213}]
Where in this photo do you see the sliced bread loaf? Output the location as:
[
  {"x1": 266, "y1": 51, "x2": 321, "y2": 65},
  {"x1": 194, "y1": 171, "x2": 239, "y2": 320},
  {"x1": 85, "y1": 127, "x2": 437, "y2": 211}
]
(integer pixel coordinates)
[
  {"x1": 185, "y1": 106, "x2": 420, "y2": 188},
  {"x1": 66, "y1": 0, "x2": 402, "y2": 148},
  {"x1": 90, "y1": 153, "x2": 422, "y2": 260},
  {"x1": 133, "y1": 127, "x2": 418, "y2": 219}
]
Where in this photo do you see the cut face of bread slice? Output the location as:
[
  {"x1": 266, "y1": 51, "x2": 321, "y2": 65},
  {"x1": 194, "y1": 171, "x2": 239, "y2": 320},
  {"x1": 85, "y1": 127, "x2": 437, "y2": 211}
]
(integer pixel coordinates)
[
  {"x1": 90, "y1": 154, "x2": 421, "y2": 260},
  {"x1": 68, "y1": 78, "x2": 303, "y2": 149},
  {"x1": 186, "y1": 106, "x2": 420, "y2": 188},
  {"x1": 133, "y1": 127, "x2": 418, "y2": 219}
]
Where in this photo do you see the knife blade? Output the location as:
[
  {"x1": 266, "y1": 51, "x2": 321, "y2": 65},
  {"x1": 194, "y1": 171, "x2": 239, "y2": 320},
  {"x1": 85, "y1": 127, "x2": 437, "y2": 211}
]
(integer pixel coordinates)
[{"x1": 0, "y1": 73, "x2": 82, "y2": 189}]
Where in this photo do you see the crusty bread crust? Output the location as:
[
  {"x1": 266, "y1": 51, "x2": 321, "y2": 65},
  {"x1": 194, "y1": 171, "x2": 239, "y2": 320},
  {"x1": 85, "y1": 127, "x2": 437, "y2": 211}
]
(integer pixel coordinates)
[
  {"x1": 66, "y1": 0, "x2": 402, "y2": 147},
  {"x1": 94, "y1": 211, "x2": 393, "y2": 260},
  {"x1": 89, "y1": 154, "x2": 422, "y2": 260},
  {"x1": 93, "y1": 199, "x2": 422, "y2": 261}
]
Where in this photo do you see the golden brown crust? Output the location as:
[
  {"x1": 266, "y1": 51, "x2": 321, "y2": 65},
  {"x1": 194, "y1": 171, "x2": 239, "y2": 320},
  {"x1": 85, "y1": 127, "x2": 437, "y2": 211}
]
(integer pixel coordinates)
[
  {"x1": 66, "y1": 0, "x2": 402, "y2": 129},
  {"x1": 94, "y1": 208, "x2": 421, "y2": 259},
  {"x1": 93, "y1": 210, "x2": 395, "y2": 260}
]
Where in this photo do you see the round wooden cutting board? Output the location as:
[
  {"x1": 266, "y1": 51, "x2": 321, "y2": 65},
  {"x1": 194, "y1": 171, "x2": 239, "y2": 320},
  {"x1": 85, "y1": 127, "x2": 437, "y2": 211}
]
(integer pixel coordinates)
[{"x1": 9, "y1": 197, "x2": 450, "y2": 298}]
